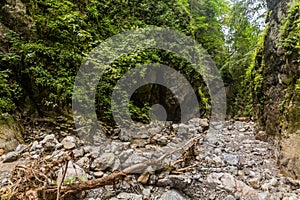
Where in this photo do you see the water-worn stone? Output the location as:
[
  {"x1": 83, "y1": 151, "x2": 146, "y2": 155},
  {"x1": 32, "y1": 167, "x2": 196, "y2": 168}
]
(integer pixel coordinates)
[
  {"x1": 61, "y1": 136, "x2": 77, "y2": 144},
  {"x1": 63, "y1": 142, "x2": 76, "y2": 150},
  {"x1": 168, "y1": 175, "x2": 192, "y2": 189},
  {"x1": 116, "y1": 192, "x2": 142, "y2": 200},
  {"x1": 73, "y1": 148, "x2": 84, "y2": 158},
  {"x1": 212, "y1": 156, "x2": 223, "y2": 166},
  {"x1": 61, "y1": 136, "x2": 77, "y2": 150},
  {"x1": 149, "y1": 174, "x2": 158, "y2": 185},
  {"x1": 91, "y1": 152, "x2": 115, "y2": 171},
  {"x1": 76, "y1": 156, "x2": 90, "y2": 170},
  {"x1": 84, "y1": 146, "x2": 101, "y2": 158},
  {"x1": 235, "y1": 179, "x2": 257, "y2": 196},
  {"x1": 157, "y1": 178, "x2": 173, "y2": 187},
  {"x1": 207, "y1": 173, "x2": 223, "y2": 185},
  {"x1": 220, "y1": 173, "x2": 236, "y2": 192},
  {"x1": 159, "y1": 190, "x2": 186, "y2": 200},
  {"x1": 222, "y1": 153, "x2": 239, "y2": 165},
  {"x1": 119, "y1": 129, "x2": 131, "y2": 142},
  {"x1": 40, "y1": 134, "x2": 58, "y2": 151},
  {"x1": 56, "y1": 161, "x2": 89, "y2": 185},
  {"x1": 205, "y1": 132, "x2": 219, "y2": 145},
  {"x1": 224, "y1": 195, "x2": 235, "y2": 200},
  {"x1": 40, "y1": 134, "x2": 57, "y2": 144},
  {"x1": 30, "y1": 141, "x2": 42, "y2": 151},
  {"x1": 0, "y1": 119, "x2": 299, "y2": 199},
  {"x1": 248, "y1": 177, "x2": 261, "y2": 189},
  {"x1": 3, "y1": 151, "x2": 18, "y2": 162},
  {"x1": 122, "y1": 154, "x2": 148, "y2": 170},
  {"x1": 93, "y1": 171, "x2": 104, "y2": 177}
]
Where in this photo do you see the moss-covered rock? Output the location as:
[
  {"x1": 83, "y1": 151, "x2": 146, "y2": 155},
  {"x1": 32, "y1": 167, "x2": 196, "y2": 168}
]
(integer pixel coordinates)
[
  {"x1": 251, "y1": 0, "x2": 300, "y2": 179},
  {"x1": 0, "y1": 115, "x2": 24, "y2": 153},
  {"x1": 0, "y1": 0, "x2": 34, "y2": 37}
]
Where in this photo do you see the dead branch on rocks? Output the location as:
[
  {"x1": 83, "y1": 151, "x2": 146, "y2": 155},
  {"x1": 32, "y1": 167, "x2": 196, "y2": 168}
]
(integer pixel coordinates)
[
  {"x1": 0, "y1": 136, "x2": 201, "y2": 200},
  {"x1": 39, "y1": 135, "x2": 201, "y2": 199}
]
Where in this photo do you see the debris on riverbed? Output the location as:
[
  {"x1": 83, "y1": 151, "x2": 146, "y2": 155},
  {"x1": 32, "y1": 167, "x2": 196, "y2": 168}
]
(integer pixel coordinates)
[{"x1": 0, "y1": 119, "x2": 299, "y2": 199}]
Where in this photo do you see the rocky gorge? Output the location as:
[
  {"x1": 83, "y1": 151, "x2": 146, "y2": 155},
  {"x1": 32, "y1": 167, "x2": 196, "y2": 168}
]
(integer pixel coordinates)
[
  {"x1": 0, "y1": 119, "x2": 299, "y2": 199},
  {"x1": 0, "y1": 0, "x2": 299, "y2": 199}
]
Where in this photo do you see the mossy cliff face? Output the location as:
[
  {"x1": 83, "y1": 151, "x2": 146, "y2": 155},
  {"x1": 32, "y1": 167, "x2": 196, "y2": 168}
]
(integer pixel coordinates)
[{"x1": 255, "y1": 0, "x2": 300, "y2": 179}]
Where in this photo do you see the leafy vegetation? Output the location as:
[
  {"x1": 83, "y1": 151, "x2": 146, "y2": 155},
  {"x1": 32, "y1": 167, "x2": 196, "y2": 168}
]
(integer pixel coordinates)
[
  {"x1": 280, "y1": 1, "x2": 300, "y2": 56},
  {"x1": 0, "y1": 0, "x2": 271, "y2": 125},
  {"x1": 0, "y1": 69, "x2": 21, "y2": 115},
  {"x1": 222, "y1": 0, "x2": 267, "y2": 116},
  {"x1": 278, "y1": 1, "x2": 300, "y2": 132}
]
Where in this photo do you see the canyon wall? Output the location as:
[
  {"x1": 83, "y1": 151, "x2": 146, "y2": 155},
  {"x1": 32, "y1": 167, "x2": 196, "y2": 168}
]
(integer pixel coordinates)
[{"x1": 256, "y1": 0, "x2": 300, "y2": 179}]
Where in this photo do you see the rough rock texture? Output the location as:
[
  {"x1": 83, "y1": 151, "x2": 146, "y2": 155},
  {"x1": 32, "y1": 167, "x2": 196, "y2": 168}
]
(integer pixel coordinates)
[
  {"x1": 1, "y1": 120, "x2": 299, "y2": 199},
  {"x1": 256, "y1": 0, "x2": 300, "y2": 179},
  {"x1": 0, "y1": 0, "x2": 33, "y2": 37},
  {"x1": 0, "y1": 23, "x2": 10, "y2": 54},
  {"x1": 0, "y1": 118, "x2": 24, "y2": 153}
]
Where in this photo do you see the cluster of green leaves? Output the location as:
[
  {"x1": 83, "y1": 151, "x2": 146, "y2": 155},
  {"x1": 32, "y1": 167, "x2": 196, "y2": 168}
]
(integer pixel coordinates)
[
  {"x1": 0, "y1": 69, "x2": 21, "y2": 115},
  {"x1": 280, "y1": 1, "x2": 300, "y2": 56}
]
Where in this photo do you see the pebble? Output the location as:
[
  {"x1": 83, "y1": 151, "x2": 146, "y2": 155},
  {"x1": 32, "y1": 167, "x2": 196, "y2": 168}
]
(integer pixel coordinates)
[
  {"x1": 76, "y1": 156, "x2": 90, "y2": 170},
  {"x1": 56, "y1": 161, "x2": 89, "y2": 185},
  {"x1": 122, "y1": 154, "x2": 148, "y2": 170},
  {"x1": 3, "y1": 151, "x2": 18, "y2": 163},
  {"x1": 73, "y1": 148, "x2": 84, "y2": 158},
  {"x1": 93, "y1": 171, "x2": 104, "y2": 177},
  {"x1": 222, "y1": 153, "x2": 239, "y2": 165},
  {"x1": 63, "y1": 142, "x2": 76, "y2": 150},
  {"x1": 91, "y1": 152, "x2": 115, "y2": 171},
  {"x1": 142, "y1": 188, "x2": 151, "y2": 199},
  {"x1": 116, "y1": 192, "x2": 142, "y2": 200},
  {"x1": 157, "y1": 178, "x2": 173, "y2": 187},
  {"x1": 159, "y1": 190, "x2": 186, "y2": 200}
]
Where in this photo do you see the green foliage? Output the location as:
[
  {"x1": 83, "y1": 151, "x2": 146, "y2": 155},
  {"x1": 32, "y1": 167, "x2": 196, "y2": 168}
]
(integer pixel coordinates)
[
  {"x1": 231, "y1": 22, "x2": 268, "y2": 117},
  {"x1": 278, "y1": 1, "x2": 300, "y2": 106},
  {"x1": 0, "y1": 0, "x2": 231, "y2": 124},
  {"x1": 197, "y1": 88, "x2": 210, "y2": 117},
  {"x1": 277, "y1": 1, "x2": 300, "y2": 131},
  {"x1": 222, "y1": 0, "x2": 267, "y2": 116},
  {"x1": 223, "y1": 0, "x2": 265, "y2": 81},
  {"x1": 129, "y1": 102, "x2": 151, "y2": 123},
  {"x1": 0, "y1": 69, "x2": 21, "y2": 115},
  {"x1": 296, "y1": 78, "x2": 300, "y2": 91},
  {"x1": 189, "y1": 0, "x2": 230, "y2": 68},
  {"x1": 280, "y1": 1, "x2": 300, "y2": 56}
]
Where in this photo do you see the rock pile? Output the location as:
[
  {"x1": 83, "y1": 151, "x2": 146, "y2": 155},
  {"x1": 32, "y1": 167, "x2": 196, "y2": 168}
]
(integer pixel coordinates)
[{"x1": 0, "y1": 119, "x2": 299, "y2": 199}]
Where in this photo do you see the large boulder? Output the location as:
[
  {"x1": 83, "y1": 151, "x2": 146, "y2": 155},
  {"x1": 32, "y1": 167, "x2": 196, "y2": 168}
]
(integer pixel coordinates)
[{"x1": 0, "y1": 117, "x2": 24, "y2": 153}]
